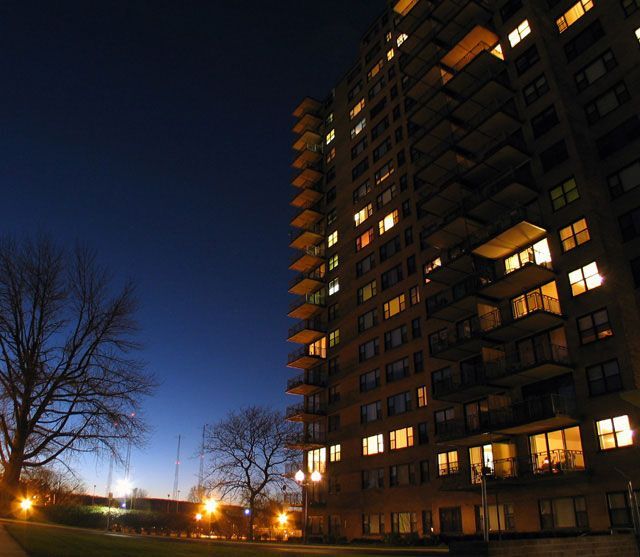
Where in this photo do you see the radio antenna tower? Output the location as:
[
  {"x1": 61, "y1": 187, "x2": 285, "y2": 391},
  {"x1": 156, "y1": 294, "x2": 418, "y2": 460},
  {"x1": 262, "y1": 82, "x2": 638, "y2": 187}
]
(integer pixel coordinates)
[{"x1": 172, "y1": 434, "x2": 181, "y2": 501}]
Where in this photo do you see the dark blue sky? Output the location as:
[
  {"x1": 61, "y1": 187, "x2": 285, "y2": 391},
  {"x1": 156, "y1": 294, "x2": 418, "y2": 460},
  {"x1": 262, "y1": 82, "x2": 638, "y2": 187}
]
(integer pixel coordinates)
[{"x1": 0, "y1": 1, "x2": 386, "y2": 496}]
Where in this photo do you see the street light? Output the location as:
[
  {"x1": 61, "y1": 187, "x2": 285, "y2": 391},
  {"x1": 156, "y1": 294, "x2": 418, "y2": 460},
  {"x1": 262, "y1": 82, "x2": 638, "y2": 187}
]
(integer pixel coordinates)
[
  {"x1": 294, "y1": 469, "x2": 322, "y2": 544},
  {"x1": 278, "y1": 512, "x2": 288, "y2": 526},
  {"x1": 203, "y1": 499, "x2": 217, "y2": 536},
  {"x1": 195, "y1": 513, "x2": 202, "y2": 537}
]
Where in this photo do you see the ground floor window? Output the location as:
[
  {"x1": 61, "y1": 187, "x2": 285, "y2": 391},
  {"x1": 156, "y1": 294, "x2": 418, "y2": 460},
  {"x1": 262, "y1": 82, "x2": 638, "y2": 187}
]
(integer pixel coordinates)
[
  {"x1": 362, "y1": 513, "x2": 384, "y2": 535},
  {"x1": 539, "y1": 496, "x2": 588, "y2": 530},
  {"x1": 475, "y1": 504, "x2": 515, "y2": 532},
  {"x1": 391, "y1": 512, "x2": 417, "y2": 534},
  {"x1": 309, "y1": 515, "x2": 324, "y2": 535},
  {"x1": 439, "y1": 506, "x2": 462, "y2": 534},
  {"x1": 607, "y1": 491, "x2": 640, "y2": 528},
  {"x1": 422, "y1": 510, "x2": 433, "y2": 535}
]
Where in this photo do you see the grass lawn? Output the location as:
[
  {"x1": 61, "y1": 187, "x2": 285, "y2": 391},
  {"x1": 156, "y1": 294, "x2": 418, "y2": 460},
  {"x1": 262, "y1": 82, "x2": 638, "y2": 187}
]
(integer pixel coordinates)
[{"x1": 5, "y1": 522, "x2": 412, "y2": 557}]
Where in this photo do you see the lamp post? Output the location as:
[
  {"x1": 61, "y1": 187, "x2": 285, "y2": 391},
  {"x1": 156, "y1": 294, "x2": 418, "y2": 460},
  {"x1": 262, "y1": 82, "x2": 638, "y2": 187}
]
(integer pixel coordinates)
[
  {"x1": 294, "y1": 469, "x2": 321, "y2": 544},
  {"x1": 204, "y1": 499, "x2": 217, "y2": 537}
]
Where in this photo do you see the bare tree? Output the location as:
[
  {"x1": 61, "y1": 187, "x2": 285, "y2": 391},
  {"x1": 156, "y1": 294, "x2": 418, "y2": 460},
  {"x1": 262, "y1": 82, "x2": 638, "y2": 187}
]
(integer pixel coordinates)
[
  {"x1": 203, "y1": 406, "x2": 297, "y2": 540},
  {"x1": 23, "y1": 465, "x2": 85, "y2": 505},
  {"x1": 0, "y1": 236, "x2": 155, "y2": 513}
]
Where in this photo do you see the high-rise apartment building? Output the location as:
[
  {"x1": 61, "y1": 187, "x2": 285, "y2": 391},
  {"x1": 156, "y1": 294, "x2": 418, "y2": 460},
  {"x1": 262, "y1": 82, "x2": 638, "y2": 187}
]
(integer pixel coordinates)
[{"x1": 286, "y1": 0, "x2": 640, "y2": 541}]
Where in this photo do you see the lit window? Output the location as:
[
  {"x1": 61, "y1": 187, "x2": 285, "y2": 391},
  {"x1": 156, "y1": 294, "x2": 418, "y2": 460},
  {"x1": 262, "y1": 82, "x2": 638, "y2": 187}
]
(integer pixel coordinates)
[
  {"x1": 417, "y1": 386, "x2": 428, "y2": 407},
  {"x1": 325, "y1": 129, "x2": 335, "y2": 145},
  {"x1": 511, "y1": 281, "x2": 560, "y2": 318},
  {"x1": 508, "y1": 19, "x2": 531, "y2": 47},
  {"x1": 330, "y1": 444, "x2": 341, "y2": 462},
  {"x1": 385, "y1": 31, "x2": 392, "y2": 42},
  {"x1": 386, "y1": 48, "x2": 395, "y2": 61},
  {"x1": 329, "y1": 329, "x2": 340, "y2": 348},
  {"x1": 325, "y1": 113, "x2": 334, "y2": 126},
  {"x1": 354, "y1": 203, "x2": 373, "y2": 226},
  {"x1": 491, "y1": 43, "x2": 504, "y2": 60},
  {"x1": 409, "y1": 286, "x2": 420, "y2": 306},
  {"x1": 383, "y1": 294, "x2": 406, "y2": 319},
  {"x1": 379, "y1": 209, "x2": 399, "y2": 235},
  {"x1": 550, "y1": 177, "x2": 579, "y2": 210},
  {"x1": 308, "y1": 337, "x2": 326, "y2": 358},
  {"x1": 326, "y1": 147, "x2": 336, "y2": 164},
  {"x1": 358, "y1": 280, "x2": 377, "y2": 304},
  {"x1": 367, "y1": 59, "x2": 384, "y2": 82},
  {"x1": 636, "y1": 27, "x2": 640, "y2": 43},
  {"x1": 438, "y1": 451, "x2": 459, "y2": 476},
  {"x1": 504, "y1": 238, "x2": 552, "y2": 274},
  {"x1": 362, "y1": 433, "x2": 384, "y2": 456},
  {"x1": 328, "y1": 278, "x2": 340, "y2": 296},
  {"x1": 423, "y1": 257, "x2": 442, "y2": 283},
  {"x1": 557, "y1": 0, "x2": 594, "y2": 34},
  {"x1": 390, "y1": 427, "x2": 414, "y2": 450},
  {"x1": 559, "y1": 219, "x2": 590, "y2": 252},
  {"x1": 349, "y1": 98, "x2": 366, "y2": 120},
  {"x1": 596, "y1": 415, "x2": 633, "y2": 450},
  {"x1": 569, "y1": 261, "x2": 602, "y2": 296},
  {"x1": 307, "y1": 447, "x2": 326, "y2": 473},
  {"x1": 328, "y1": 253, "x2": 339, "y2": 271},
  {"x1": 356, "y1": 228, "x2": 374, "y2": 251},
  {"x1": 327, "y1": 230, "x2": 338, "y2": 248},
  {"x1": 397, "y1": 33, "x2": 408, "y2": 47},
  {"x1": 350, "y1": 117, "x2": 367, "y2": 139},
  {"x1": 374, "y1": 161, "x2": 394, "y2": 185}
]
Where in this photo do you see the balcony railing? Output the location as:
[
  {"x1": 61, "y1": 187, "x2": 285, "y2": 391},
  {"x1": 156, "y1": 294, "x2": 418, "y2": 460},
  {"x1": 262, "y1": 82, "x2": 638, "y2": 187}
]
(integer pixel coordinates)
[
  {"x1": 512, "y1": 291, "x2": 561, "y2": 320},
  {"x1": 289, "y1": 267, "x2": 325, "y2": 290},
  {"x1": 287, "y1": 319, "x2": 326, "y2": 340},
  {"x1": 286, "y1": 430, "x2": 327, "y2": 447},
  {"x1": 285, "y1": 402, "x2": 327, "y2": 420},
  {"x1": 469, "y1": 205, "x2": 541, "y2": 250},
  {"x1": 485, "y1": 344, "x2": 570, "y2": 380},
  {"x1": 288, "y1": 291, "x2": 326, "y2": 313},
  {"x1": 289, "y1": 245, "x2": 325, "y2": 266},
  {"x1": 287, "y1": 345, "x2": 326, "y2": 365},
  {"x1": 286, "y1": 372, "x2": 326, "y2": 392}
]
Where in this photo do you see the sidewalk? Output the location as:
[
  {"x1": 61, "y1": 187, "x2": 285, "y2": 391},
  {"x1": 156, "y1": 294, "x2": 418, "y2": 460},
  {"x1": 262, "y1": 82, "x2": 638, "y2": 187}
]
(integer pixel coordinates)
[{"x1": 0, "y1": 525, "x2": 28, "y2": 557}]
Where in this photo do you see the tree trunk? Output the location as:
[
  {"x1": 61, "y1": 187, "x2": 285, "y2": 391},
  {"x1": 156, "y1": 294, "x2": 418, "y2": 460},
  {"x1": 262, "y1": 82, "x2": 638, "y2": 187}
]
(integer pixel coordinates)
[
  {"x1": 248, "y1": 500, "x2": 255, "y2": 541},
  {"x1": 0, "y1": 456, "x2": 23, "y2": 516}
]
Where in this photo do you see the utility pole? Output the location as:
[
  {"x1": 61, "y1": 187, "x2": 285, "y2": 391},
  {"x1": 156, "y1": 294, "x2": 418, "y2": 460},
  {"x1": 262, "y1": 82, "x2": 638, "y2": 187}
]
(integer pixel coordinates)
[
  {"x1": 172, "y1": 435, "x2": 182, "y2": 512},
  {"x1": 198, "y1": 425, "x2": 206, "y2": 500}
]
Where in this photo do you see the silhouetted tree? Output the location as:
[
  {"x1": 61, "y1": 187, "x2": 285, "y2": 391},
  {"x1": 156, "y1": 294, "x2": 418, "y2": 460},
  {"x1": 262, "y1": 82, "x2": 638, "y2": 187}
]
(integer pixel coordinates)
[
  {"x1": 0, "y1": 236, "x2": 155, "y2": 513},
  {"x1": 203, "y1": 406, "x2": 297, "y2": 540}
]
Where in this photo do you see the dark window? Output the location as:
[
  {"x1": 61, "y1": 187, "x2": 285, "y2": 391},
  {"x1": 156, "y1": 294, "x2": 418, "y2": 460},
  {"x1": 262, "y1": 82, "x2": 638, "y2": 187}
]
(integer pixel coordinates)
[
  {"x1": 500, "y1": 0, "x2": 523, "y2": 21},
  {"x1": 439, "y1": 507, "x2": 462, "y2": 534},
  {"x1": 359, "y1": 338, "x2": 380, "y2": 362},
  {"x1": 328, "y1": 356, "x2": 339, "y2": 375},
  {"x1": 373, "y1": 137, "x2": 392, "y2": 162},
  {"x1": 328, "y1": 385, "x2": 340, "y2": 403},
  {"x1": 361, "y1": 468, "x2": 384, "y2": 489},
  {"x1": 407, "y1": 255, "x2": 416, "y2": 275},
  {"x1": 608, "y1": 158, "x2": 640, "y2": 198},
  {"x1": 370, "y1": 97, "x2": 388, "y2": 119},
  {"x1": 326, "y1": 186, "x2": 336, "y2": 204},
  {"x1": 531, "y1": 105, "x2": 559, "y2": 138},
  {"x1": 577, "y1": 308, "x2": 613, "y2": 344},
  {"x1": 397, "y1": 149, "x2": 406, "y2": 166},
  {"x1": 356, "y1": 253, "x2": 376, "y2": 277},
  {"x1": 387, "y1": 391, "x2": 411, "y2": 416},
  {"x1": 371, "y1": 117, "x2": 390, "y2": 140},
  {"x1": 417, "y1": 422, "x2": 428, "y2": 444},
  {"x1": 353, "y1": 180, "x2": 372, "y2": 204},
  {"x1": 380, "y1": 236, "x2": 402, "y2": 262},
  {"x1": 515, "y1": 45, "x2": 540, "y2": 76},
  {"x1": 607, "y1": 491, "x2": 640, "y2": 528},
  {"x1": 434, "y1": 407, "x2": 455, "y2": 434},
  {"x1": 587, "y1": 359, "x2": 622, "y2": 396},
  {"x1": 413, "y1": 350, "x2": 424, "y2": 373},
  {"x1": 328, "y1": 303, "x2": 339, "y2": 321},
  {"x1": 575, "y1": 50, "x2": 617, "y2": 92},
  {"x1": 392, "y1": 104, "x2": 401, "y2": 121},
  {"x1": 597, "y1": 116, "x2": 640, "y2": 159},
  {"x1": 351, "y1": 137, "x2": 368, "y2": 160},
  {"x1": 381, "y1": 263, "x2": 403, "y2": 290},
  {"x1": 352, "y1": 158, "x2": 370, "y2": 180},
  {"x1": 361, "y1": 401, "x2": 382, "y2": 423},
  {"x1": 585, "y1": 82, "x2": 631, "y2": 125},
  {"x1": 384, "y1": 325, "x2": 408, "y2": 350},
  {"x1": 631, "y1": 257, "x2": 640, "y2": 288},
  {"x1": 395, "y1": 126, "x2": 403, "y2": 142},
  {"x1": 326, "y1": 166, "x2": 336, "y2": 183},
  {"x1": 412, "y1": 317, "x2": 421, "y2": 339},
  {"x1": 386, "y1": 357, "x2": 410, "y2": 382},
  {"x1": 404, "y1": 226, "x2": 413, "y2": 246},
  {"x1": 540, "y1": 140, "x2": 569, "y2": 172},
  {"x1": 419, "y1": 460, "x2": 430, "y2": 483},
  {"x1": 621, "y1": 0, "x2": 640, "y2": 17},
  {"x1": 328, "y1": 414, "x2": 340, "y2": 432},
  {"x1": 390, "y1": 463, "x2": 415, "y2": 487},
  {"x1": 523, "y1": 74, "x2": 549, "y2": 105},
  {"x1": 539, "y1": 496, "x2": 588, "y2": 529},
  {"x1": 358, "y1": 308, "x2": 378, "y2": 332},
  {"x1": 422, "y1": 510, "x2": 433, "y2": 534},
  {"x1": 348, "y1": 81, "x2": 362, "y2": 102},
  {"x1": 564, "y1": 21, "x2": 605, "y2": 62},
  {"x1": 360, "y1": 368, "x2": 380, "y2": 392},
  {"x1": 618, "y1": 207, "x2": 640, "y2": 242}
]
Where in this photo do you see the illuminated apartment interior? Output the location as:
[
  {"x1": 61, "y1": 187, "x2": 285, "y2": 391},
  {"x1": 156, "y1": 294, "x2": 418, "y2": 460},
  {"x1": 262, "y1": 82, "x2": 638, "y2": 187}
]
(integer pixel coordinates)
[{"x1": 286, "y1": 0, "x2": 640, "y2": 541}]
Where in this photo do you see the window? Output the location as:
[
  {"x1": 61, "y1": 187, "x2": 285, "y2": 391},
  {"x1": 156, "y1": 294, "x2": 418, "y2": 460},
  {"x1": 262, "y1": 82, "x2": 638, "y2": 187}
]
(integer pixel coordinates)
[
  {"x1": 383, "y1": 294, "x2": 406, "y2": 319},
  {"x1": 374, "y1": 161, "x2": 395, "y2": 185},
  {"x1": 325, "y1": 129, "x2": 335, "y2": 145},
  {"x1": 622, "y1": 0, "x2": 640, "y2": 16},
  {"x1": 391, "y1": 512, "x2": 417, "y2": 534},
  {"x1": 379, "y1": 209, "x2": 399, "y2": 235},
  {"x1": 362, "y1": 433, "x2": 384, "y2": 456},
  {"x1": 556, "y1": 0, "x2": 594, "y2": 34},
  {"x1": 413, "y1": 350, "x2": 424, "y2": 373},
  {"x1": 380, "y1": 235, "x2": 401, "y2": 261},
  {"x1": 352, "y1": 158, "x2": 369, "y2": 180},
  {"x1": 541, "y1": 140, "x2": 569, "y2": 172},
  {"x1": 387, "y1": 391, "x2": 411, "y2": 416},
  {"x1": 356, "y1": 228, "x2": 374, "y2": 252},
  {"x1": 435, "y1": 407, "x2": 455, "y2": 434},
  {"x1": 585, "y1": 82, "x2": 630, "y2": 124},
  {"x1": 587, "y1": 359, "x2": 622, "y2": 396},
  {"x1": 328, "y1": 414, "x2": 340, "y2": 432},
  {"x1": 367, "y1": 59, "x2": 384, "y2": 82},
  {"x1": 369, "y1": 77, "x2": 386, "y2": 100},
  {"x1": 373, "y1": 137, "x2": 392, "y2": 162},
  {"x1": 597, "y1": 116, "x2": 640, "y2": 159},
  {"x1": 329, "y1": 444, "x2": 341, "y2": 463},
  {"x1": 564, "y1": 20, "x2": 604, "y2": 61},
  {"x1": 327, "y1": 208, "x2": 337, "y2": 227},
  {"x1": 417, "y1": 422, "x2": 428, "y2": 444},
  {"x1": 531, "y1": 105, "x2": 559, "y2": 138},
  {"x1": 381, "y1": 264, "x2": 403, "y2": 290},
  {"x1": 596, "y1": 415, "x2": 633, "y2": 449},
  {"x1": 523, "y1": 74, "x2": 549, "y2": 105},
  {"x1": 632, "y1": 256, "x2": 640, "y2": 288},
  {"x1": 409, "y1": 286, "x2": 420, "y2": 306},
  {"x1": 390, "y1": 426, "x2": 414, "y2": 450},
  {"x1": 397, "y1": 33, "x2": 408, "y2": 47},
  {"x1": 417, "y1": 386, "x2": 428, "y2": 407},
  {"x1": 359, "y1": 338, "x2": 379, "y2": 362},
  {"x1": 609, "y1": 159, "x2": 640, "y2": 198},
  {"x1": 390, "y1": 463, "x2": 415, "y2": 487},
  {"x1": 354, "y1": 203, "x2": 373, "y2": 227},
  {"x1": 356, "y1": 253, "x2": 375, "y2": 277},
  {"x1": 353, "y1": 180, "x2": 372, "y2": 204},
  {"x1": 329, "y1": 385, "x2": 340, "y2": 403},
  {"x1": 386, "y1": 48, "x2": 394, "y2": 61},
  {"x1": 371, "y1": 117, "x2": 389, "y2": 140},
  {"x1": 569, "y1": 261, "x2": 602, "y2": 295},
  {"x1": 411, "y1": 317, "x2": 421, "y2": 338},
  {"x1": 360, "y1": 369, "x2": 380, "y2": 392},
  {"x1": 370, "y1": 97, "x2": 388, "y2": 120},
  {"x1": 539, "y1": 497, "x2": 588, "y2": 529},
  {"x1": 358, "y1": 308, "x2": 378, "y2": 332},
  {"x1": 550, "y1": 177, "x2": 579, "y2": 210},
  {"x1": 327, "y1": 231, "x2": 338, "y2": 248},
  {"x1": 619, "y1": 204, "x2": 640, "y2": 240},
  {"x1": 328, "y1": 329, "x2": 340, "y2": 348},
  {"x1": 501, "y1": 0, "x2": 523, "y2": 21},
  {"x1": 361, "y1": 401, "x2": 382, "y2": 424},
  {"x1": 636, "y1": 27, "x2": 640, "y2": 44},
  {"x1": 361, "y1": 469, "x2": 384, "y2": 490},
  {"x1": 515, "y1": 45, "x2": 540, "y2": 75},
  {"x1": 326, "y1": 186, "x2": 336, "y2": 203},
  {"x1": 504, "y1": 238, "x2": 552, "y2": 273},
  {"x1": 328, "y1": 253, "x2": 339, "y2": 271},
  {"x1": 386, "y1": 357, "x2": 409, "y2": 382},
  {"x1": 575, "y1": 50, "x2": 617, "y2": 91},
  {"x1": 529, "y1": 426, "x2": 584, "y2": 474},
  {"x1": 440, "y1": 507, "x2": 462, "y2": 533},
  {"x1": 307, "y1": 447, "x2": 326, "y2": 473},
  {"x1": 328, "y1": 303, "x2": 338, "y2": 321},
  {"x1": 362, "y1": 513, "x2": 385, "y2": 534},
  {"x1": 438, "y1": 450, "x2": 459, "y2": 476},
  {"x1": 350, "y1": 117, "x2": 367, "y2": 139},
  {"x1": 377, "y1": 183, "x2": 397, "y2": 208},
  {"x1": 559, "y1": 218, "x2": 590, "y2": 251},
  {"x1": 328, "y1": 278, "x2": 340, "y2": 296},
  {"x1": 350, "y1": 98, "x2": 366, "y2": 120},
  {"x1": 511, "y1": 281, "x2": 560, "y2": 319},
  {"x1": 384, "y1": 325, "x2": 407, "y2": 350},
  {"x1": 357, "y1": 280, "x2": 377, "y2": 304},
  {"x1": 327, "y1": 356, "x2": 339, "y2": 375},
  {"x1": 476, "y1": 505, "x2": 516, "y2": 532},
  {"x1": 351, "y1": 136, "x2": 368, "y2": 159},
  {"x1": 578, "y1": 308, "x2": 613, "y2": 344},
  {"x1": 607, "y1": 491, "x2": 640, "y2": 528},
  {"x1": 508, "y1": 19, "x2": 531, "y2": 47}
]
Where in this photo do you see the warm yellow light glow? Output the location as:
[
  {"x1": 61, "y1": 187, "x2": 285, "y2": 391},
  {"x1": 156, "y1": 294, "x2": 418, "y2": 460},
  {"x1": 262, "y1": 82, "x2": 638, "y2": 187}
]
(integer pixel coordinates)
[
  {"x1": 557, "y1": 0, "x2": 593, "y2": 33},
  {"x1": 310, "y1": 470, "x2": 322, "y2": 482},
  {"x1": 491, "y1": 43, "x2": 504, "y2": 60},
  {"x1": 508, "y1": 19, "x2": 531, "y2": 47},
  {"x1": 294, "y1": 469, "x2": 305, "y2": 483},
  {"x1": 278, "y1": 512, "x2": 288, "y2": 525},
  {"x1": 20, "y1": 499, "x2": 32, "y2": 511},
  {"x1": 204, "y1": 499, "x2": 218, "y2": 514},
  {"x1": 195, "y1": 513, "x2": 203, "y2": 521}
]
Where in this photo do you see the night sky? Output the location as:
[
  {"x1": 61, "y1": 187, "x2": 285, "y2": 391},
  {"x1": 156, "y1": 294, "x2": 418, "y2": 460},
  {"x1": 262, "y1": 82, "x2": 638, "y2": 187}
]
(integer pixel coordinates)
[{"x1": 0, "y1": 1, "x2": 387, "y2": 497}]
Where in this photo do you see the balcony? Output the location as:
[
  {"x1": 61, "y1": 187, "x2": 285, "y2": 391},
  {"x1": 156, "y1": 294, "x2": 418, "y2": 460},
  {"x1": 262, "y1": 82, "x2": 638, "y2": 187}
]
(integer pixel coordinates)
[
  {"x1": 430, "y1": 327, "x2": 483, "y2": 361},
  {"x1": 481, "y1": 293, "x2": 564, "y2": 342},
  {"x1": 480, "y1": 259, "x2": 555, "y2": 302},
  {"x1": 292, "y1": 112, "x2": 322, "y2": 135},
  {"x1": 287, "y1": 291, "x2": 325, "y2": 320},
  {"x1": 286, "y1": 431, "x2": 327, "y2": 450},
  {"x1": 289, "y1": 267, "x2": 324, "y2": 295},
  {"x1": 426, "y1": 275, "x2": 489, "y2": 321},
  {"x1": 293, "y1": 97, "x2": 321, "y2": 119},
  {"x1": 432, "y1": 364, "x2": 503, "y2": 403},
  {"x1": 292, "y1": 167, "x2": 323, "y2": 189},
  {"x1": 286, "y1": 372, "x2": 326, "y2": 396},
  {"x1": 289, "y1": 223, "x2": 324, "y2": 251},
  {"x1": 292, "y1": 144, "x2": 323, "y2": 170},
  {"x1": 293, "y1": 130, "x2": 322, "y2": 152},
  {"x1": 287, "y1": 345, "x2": 326, "y2": 370},
  {"x1": 285, "y1": 402, "x2": 326, "y2": 422},
  {"x1": 287, "y1": 319, "x2": 326, "y2": 344},
  {"x1": 291, "y1": 184, "x2": 323, "y2": 210},
  {"x1": 289, "y1": 245, "x2": 324, "y2": 274},
  {"x1": 290, "y1": 205, "x2": 323, "y2": 230},
  {"x1": 471, "y1": 205, "x2": 545, "y2": 259},
  {"x1": 421, "y1": 212, "x2": 485, "y2": 252}
]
